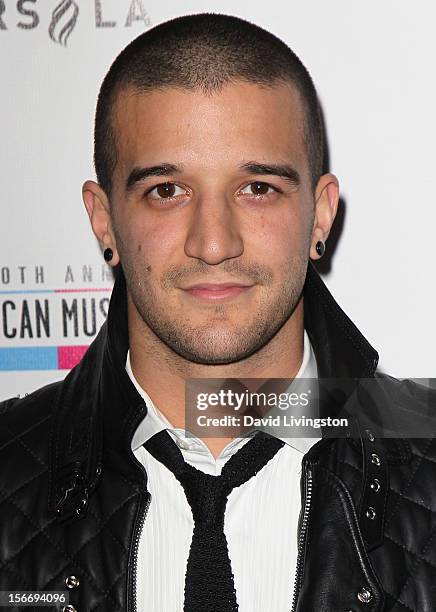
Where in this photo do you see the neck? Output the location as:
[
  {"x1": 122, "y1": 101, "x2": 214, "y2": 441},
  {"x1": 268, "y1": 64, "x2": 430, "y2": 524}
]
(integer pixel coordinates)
[{"x1": 127, "y1": 294, "x2": 305, "y2": 458}]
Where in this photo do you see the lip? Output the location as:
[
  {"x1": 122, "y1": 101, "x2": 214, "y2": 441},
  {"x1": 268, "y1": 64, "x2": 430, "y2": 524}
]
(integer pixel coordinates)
[{"x1": 182, "y1": 282, "x2": 254, "y2": 301}]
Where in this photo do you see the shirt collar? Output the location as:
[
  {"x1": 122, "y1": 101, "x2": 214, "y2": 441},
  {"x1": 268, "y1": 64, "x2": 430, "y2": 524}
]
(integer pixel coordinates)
[
  {"x1": 275, "y1": 329, "x2": 321, "y2": 453},
  {"x1": 128, "y1": 330, "x2": 319, "y2": 453}
]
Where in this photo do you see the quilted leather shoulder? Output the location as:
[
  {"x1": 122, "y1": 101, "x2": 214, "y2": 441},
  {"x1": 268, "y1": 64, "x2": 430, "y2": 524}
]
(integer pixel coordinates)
[
  {"x1": 0, "y1": 379, "x2": 60, "y2": 419},
  {"x1": 341, "y1": 374, "x2": 436, "y2": 611},
  {"x1": 0, "y1": 382, "x2": 61, "y2": 588},
  {"x1": 0, "y1": 378, "x2": 143, "y2": 610},
  {"x1": 0, "y1": 380, "x2": 61, "y2": 473}
]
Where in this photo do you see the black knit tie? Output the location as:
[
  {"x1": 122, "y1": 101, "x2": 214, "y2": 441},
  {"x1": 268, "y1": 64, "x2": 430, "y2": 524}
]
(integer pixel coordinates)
[{"x1": 144, "y1": 429, "x2": 284, "y2": 612}]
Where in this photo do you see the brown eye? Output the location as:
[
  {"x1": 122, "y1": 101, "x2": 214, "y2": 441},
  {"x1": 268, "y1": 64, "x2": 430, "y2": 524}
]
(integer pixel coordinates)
[
  {"x1": 250, "y1": 182, "x2": 271, "y2": 195},
  {"x1": 240, "y1": 181, "x2": 277, "y2": 198},
  {"x1": 156, "y1": 183, "x2": 176, "y2": 198},
  {"x1": 146, "y1": 183, "x2": 185, "y2": 201}
]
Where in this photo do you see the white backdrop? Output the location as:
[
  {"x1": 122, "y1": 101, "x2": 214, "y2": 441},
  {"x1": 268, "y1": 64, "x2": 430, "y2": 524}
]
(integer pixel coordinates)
[{"x1": 1, "y1": 0, "x2": 435, "y2": 400}]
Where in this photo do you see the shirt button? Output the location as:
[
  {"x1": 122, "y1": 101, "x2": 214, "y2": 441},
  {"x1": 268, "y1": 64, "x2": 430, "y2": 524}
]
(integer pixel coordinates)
[{"x1": 177, "y1": 439, "x2": 194, "y2": 450}]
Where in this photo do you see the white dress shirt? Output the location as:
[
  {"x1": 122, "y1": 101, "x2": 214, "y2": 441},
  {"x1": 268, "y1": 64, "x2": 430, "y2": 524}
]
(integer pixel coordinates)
[{"x1": 127, "y1": 330, "x2": 320, "y2": 612}]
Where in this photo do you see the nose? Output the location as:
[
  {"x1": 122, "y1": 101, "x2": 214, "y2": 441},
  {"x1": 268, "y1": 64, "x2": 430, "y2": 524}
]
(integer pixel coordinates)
[{"x1": 184, "y1": 194, "x2": 244, "y2": 265}]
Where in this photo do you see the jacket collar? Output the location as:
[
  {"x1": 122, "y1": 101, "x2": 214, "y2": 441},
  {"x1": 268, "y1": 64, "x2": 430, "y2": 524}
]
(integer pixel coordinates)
[
  {"x1": 99, "y1": 260, "x2": 378, "y2": 442},
  {"x1": 49, "y1": 261, "x2": 378, "y2": 519},
  {"x1": 302, "y1": 261, "x2": 378, "y2": 378}
]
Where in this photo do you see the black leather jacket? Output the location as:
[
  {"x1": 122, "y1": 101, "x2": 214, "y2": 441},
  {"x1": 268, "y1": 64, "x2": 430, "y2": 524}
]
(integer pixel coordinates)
[{"x1": 1, "y1": 262, "x2": 435, "y2": 612}]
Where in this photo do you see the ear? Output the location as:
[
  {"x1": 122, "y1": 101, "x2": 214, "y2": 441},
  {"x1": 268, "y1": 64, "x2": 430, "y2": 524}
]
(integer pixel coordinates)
[
  {"x1": 309, "y1": 173, "x2": 340, "y2": 260},
  {"x1": 82, "y1": 180, "x2": 120, "y2": 266}
]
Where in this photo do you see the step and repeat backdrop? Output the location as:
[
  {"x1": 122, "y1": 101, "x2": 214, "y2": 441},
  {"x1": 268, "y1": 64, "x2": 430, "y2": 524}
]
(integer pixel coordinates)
[{"x1": 1, "y1": 0, "x2": 435, "y2": 399}]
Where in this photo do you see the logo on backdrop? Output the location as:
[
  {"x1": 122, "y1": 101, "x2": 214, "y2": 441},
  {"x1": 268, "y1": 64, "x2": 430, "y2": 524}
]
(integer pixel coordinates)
[
  {"x1": 0, "y1": 0, "x2": 151, "y2": 46},
  {"x1": 0, "y1": 263, "x2": 114, "y2": 371},
  {"x1": 48, "y1": 0, "x2": 79, "y2": 47}
]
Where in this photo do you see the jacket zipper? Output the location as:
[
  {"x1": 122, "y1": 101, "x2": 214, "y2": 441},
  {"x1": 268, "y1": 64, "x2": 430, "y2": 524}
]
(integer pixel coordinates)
[
  {"x1": 127, "y1": 456, "x2": 313, "y2": 611},
  {"x1": 128, "y1": 490, "x2": 151, "y2": 612},
  {"x1": 291, "y1": 461, "x2": 313, "y2": 612}
]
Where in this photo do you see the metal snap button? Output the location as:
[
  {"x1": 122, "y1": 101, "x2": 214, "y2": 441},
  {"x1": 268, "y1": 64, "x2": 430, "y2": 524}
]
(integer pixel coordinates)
[
  {"x1": 75, "y1": 496, "x2": 88, "y2": 516},
  {"x1": 370, "y1": 453, "x2": 381, "y2": 466},
  {"x1": 365, "y1": 429, "x2": 375, "y2": 442},
  {"x1": 357, "y1": 586, "x2": 373, "y2": 603},
  {"x1": 370, "y1": 478, "x2": 381, "y2": 493},
  {"x1": 365, "y1": 506, "x2": 377, "y2": 520},
  {"x1": 65, "y1": 574, "x2": 80, "y2": 589}
]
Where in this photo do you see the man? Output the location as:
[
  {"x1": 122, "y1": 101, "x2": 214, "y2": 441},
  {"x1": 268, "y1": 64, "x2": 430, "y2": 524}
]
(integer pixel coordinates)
[{"x1": 1, "y1": 12, "x2": 435, "y2": 612}]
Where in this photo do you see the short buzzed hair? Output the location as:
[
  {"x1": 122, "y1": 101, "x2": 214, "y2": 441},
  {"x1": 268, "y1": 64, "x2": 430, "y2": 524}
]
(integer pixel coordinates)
[{"x1": 94, "y1": 12, "x2": 325, "y2": 198}]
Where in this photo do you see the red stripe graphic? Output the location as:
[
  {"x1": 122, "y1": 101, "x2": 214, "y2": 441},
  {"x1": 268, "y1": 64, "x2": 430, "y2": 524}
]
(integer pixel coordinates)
[{"x1": 57, "y1": 345, "x2": 89, "y2": 369}]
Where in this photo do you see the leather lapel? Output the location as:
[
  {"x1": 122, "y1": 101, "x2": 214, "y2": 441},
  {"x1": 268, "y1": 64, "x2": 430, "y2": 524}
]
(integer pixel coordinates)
[{"x1": 49, "y1": 261, "x2": 379, "y2": 521}]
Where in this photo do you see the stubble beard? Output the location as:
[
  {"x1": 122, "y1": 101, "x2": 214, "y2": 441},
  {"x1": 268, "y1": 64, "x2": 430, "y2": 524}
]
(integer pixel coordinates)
[{"x1": 121, "y1": 254, "x2": 308, "y2": 366}]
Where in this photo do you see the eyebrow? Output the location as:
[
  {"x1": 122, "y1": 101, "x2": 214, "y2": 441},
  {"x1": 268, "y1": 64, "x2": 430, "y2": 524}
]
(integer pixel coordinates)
[
  {"x1": 125, "y1": 160, "x2": 300, "y2": 192},
  {"x1": 240, "y1": 161, "x2": 300, "y2": 187},
  {"x1": 126, "y1": 164, "x2": 182, "y2": 192}
]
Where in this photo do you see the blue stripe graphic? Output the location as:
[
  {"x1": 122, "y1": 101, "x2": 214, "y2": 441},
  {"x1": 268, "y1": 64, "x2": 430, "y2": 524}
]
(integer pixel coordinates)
[
  {"x1": 0, "y1": 347, "x2": 58, "y2": 371},
  {"x1": 0, "y1": 290, "x2": 55, "y2": 294}
]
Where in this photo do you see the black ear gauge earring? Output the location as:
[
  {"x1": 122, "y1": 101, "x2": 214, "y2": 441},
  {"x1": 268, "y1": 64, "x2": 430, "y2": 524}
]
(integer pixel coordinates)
[
  {"x1": 315, "y1": 240, "x2": 325, "y2": 258},
  {"x1": 103, "y1": 247, "x2": 113, "y2": 262}
]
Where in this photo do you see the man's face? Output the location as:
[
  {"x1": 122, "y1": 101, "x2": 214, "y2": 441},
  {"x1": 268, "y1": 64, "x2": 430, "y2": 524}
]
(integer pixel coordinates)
[{"x1": 109, "y1": 81, "x2": 316, "y2": 364}]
